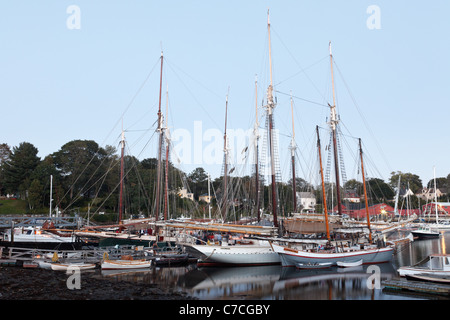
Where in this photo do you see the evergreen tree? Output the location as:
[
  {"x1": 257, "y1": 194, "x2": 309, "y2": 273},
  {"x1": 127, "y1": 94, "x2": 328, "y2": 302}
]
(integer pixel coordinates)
[{"x1": 2, "y1": 142, "x2": 40, "y2": 197}]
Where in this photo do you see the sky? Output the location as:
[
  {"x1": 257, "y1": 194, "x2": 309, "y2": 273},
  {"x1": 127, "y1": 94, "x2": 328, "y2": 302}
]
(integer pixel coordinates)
[{"x1": 1, "y1": 1, "x2": 449, "y2": 188}]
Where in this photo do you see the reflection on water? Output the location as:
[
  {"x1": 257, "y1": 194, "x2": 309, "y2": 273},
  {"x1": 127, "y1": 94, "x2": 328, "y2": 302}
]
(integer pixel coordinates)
[{"x1": 100, "y1": 231, "x2": 450, "y2": 300}]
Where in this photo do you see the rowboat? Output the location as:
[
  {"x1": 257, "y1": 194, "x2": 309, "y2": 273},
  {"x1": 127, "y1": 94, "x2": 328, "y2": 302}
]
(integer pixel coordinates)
[
  {"x1": 337, "y1": 259, "x2": 362, "y2": 268},
  {"x1": 295, "y1": 262, "x2": 333, "y2": 269},
  {"x1": 51, "y1": 262, "x2": 96, "y2": 271},
  {"x1": 101, "y1": 259, "x2": 151, "y2": 270}
]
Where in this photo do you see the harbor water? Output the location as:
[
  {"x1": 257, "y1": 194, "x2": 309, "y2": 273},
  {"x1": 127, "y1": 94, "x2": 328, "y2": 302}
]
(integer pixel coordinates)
[{"x1": 101, "y1": 230, "x2": 450, "y2": 300}]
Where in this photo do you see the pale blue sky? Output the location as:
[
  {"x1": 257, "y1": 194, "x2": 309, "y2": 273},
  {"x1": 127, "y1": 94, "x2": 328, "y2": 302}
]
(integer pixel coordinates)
[{"x1": 1, "y1": 1, "x2": 449, "y2": 187}]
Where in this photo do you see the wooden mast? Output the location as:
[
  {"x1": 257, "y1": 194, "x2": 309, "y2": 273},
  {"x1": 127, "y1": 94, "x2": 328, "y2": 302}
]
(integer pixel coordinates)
[
  {"x1": 359, "y1": 138, "x2": 372, "y2": 243},
  {"x1": 328, "y1": 42, "x2": 343, "y2": 216},
  {"x1": 317, "y1": 126, "x2": 330, "y2": 241},
  {"x1": 290, "y1": 92, "x2": 297, "y2": 213},
  {"x1": 254, "y1": 75, "x2": 261, "y2": 222},
  {"x1": 221, "y1": 92, "x2": 229, "y2": 222},
  {"x1": 118, "y1": 128, "x2": 125, "y2": 231},
  {"x1": 155, "y1": 51, "x2": 164, "y2": 233},
  {"x1": 266, "y1": 9, "x2": 278, "y2": 227},
  {"x1": 164, "y1": 85, "x2": 169, "y2": 221}
]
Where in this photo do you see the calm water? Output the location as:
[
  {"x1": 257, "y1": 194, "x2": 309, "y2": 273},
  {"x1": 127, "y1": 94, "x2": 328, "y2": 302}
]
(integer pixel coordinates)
[{"x1": 100, "y1": 230, "x2": 450, "y2": 300}]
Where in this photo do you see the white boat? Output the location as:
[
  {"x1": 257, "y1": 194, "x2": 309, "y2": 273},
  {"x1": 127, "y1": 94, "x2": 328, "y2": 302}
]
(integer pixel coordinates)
[
  {"x1": 101, "y1": 259, "x2": 151, "y2": 270},
  {"x1": 51, "y1": 262, "x2": 96, "y2": 271},
  {"x1": 271, "y1": 243, "x2": 394, "y2": 267},
  {"x1": 337, "y1": 259, "x2": 362, "y2": 268},
  {"x1": 0, "y1": 226, "x2": 81, "y2": 249},
  {"x1": 398, "y1": 254, "x2": 450, "y2": 277},
  {"x1": 295, "y1": 262, "x2": 333, "y2": 269},
  {"x1": 183, "y1": 240, "x2": 280, "y2": 266}
]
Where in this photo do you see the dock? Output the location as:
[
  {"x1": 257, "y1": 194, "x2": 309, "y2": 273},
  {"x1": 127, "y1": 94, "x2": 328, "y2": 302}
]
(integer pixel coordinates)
[{"x1": 382, "y1": 278, "x2": 450, "y2": 297}]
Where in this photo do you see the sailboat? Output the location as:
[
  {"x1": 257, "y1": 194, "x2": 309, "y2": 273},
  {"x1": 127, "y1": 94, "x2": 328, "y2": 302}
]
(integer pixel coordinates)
[
  {"x1": 181, "y1": 11, "x2": 282, "y2": 266},
  {"x1": 181, "y1": 93, "x2": 279, "y2": 266},
  {"x1": 411, "y1": 167, "x2": 442, "y2": 239},
  {"x1": 270, "y1": 44, "x2": 394, "y2": 267}
]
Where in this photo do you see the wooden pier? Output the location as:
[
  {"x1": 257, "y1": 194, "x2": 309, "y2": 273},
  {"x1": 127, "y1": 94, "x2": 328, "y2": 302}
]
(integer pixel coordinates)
[{"x1": 382, "y1": 278, "x2": 450, "y2": 297}]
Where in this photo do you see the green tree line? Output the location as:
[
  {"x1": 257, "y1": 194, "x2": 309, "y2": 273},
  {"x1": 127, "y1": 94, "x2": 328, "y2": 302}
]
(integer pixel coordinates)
[{"x1": 1, "y1": 141, "x2": 449, "y2": 221}]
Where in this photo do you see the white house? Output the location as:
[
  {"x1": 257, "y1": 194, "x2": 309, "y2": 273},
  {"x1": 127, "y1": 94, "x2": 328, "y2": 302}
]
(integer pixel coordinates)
[
  {"x1": 296, "y1": 192, "x2": 316, "y2": 212},
  {"x1": 177, "y1": 188, "x2": 194, "y2": 201}
]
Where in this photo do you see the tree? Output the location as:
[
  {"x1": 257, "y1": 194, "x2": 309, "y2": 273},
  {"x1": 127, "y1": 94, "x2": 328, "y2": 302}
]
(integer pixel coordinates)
[
  {"x1": 0, "y1": 143, "x2": 12, "y2": 195},
  {"x1": 28, "y1": 179, "x2": 44, "y2": 210},
  {"x1": 2, "y1": 142, "x2": 40, "y2": 197},
  {"x1": 188, "y1": 167, "x2": 209, "y2": 199},
  {"x1": 389, "y1": 171, "x2": 422, "y2": 194},
  {"x1": 52, "y1": 140, "x2": 108, "y2": 202},
  {"x1": 367, "y1": 178, "x2": 395, "y2": 202}
]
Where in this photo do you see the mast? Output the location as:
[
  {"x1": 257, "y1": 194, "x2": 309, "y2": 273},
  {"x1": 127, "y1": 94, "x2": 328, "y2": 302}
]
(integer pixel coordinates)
[
  {"x1": 359, "y1": 138, "x2": 372, "y2": 243},
  {"x1": 317, "y1": 126, "x2": 330, "y2": 241},
  {"x1": 119, "y1": 128, "x2": 125, "y2": 230},
  {"x1": 164, "y1": 85, "x2": 170, "y2": 221},
  {"x1": 221, "y1": 92, "x2": 229, "y2": 222},
  {"x1": 49, "y1": 175, "x2": 53, "y2": 217},
  {"x1": 290, "y1": 92, "x2": 297, "y2": 213},
  {"x1": 155, "y1": 51, "x2": 164, "y2": 231},
  {"x1": 328, "y1": 42, "x2": 343, "y2": 216},
  {"x1": 254, "y1": 75, "x2": 261, "y2": 222},
  {"x1": 434, "y1": 166, "x2": 438, "y2": 224},
  {"x1": 266, "y1": 10, "x2": 278, "y2": 227},
  {"x1": 208, "y1": 173, "x2": 211, "y2": 220}
]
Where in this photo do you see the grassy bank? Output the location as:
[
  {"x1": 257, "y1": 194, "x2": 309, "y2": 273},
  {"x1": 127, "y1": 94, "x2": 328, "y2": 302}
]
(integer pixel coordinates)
[{"x1": 0, "y1": 199, "x2": 28, "y2": 215}]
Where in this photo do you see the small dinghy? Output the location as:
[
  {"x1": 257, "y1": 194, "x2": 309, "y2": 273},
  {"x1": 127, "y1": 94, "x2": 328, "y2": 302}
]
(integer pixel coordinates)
[
  {"x1": 101, "y1": 253, "x2": 151, "y2": 270},
  {"x1": 337, "y1": 259, "x2": 363, "y2": 268},
  {"x1": 295, "y1": 262, "x2": 333, "y2": 269},
  {"x1": 51, "y1": 262, "x2": 96, "y2": 271}
]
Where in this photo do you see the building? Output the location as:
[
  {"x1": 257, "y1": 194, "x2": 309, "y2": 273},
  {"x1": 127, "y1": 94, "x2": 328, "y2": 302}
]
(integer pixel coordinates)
[
  {"x1": 421, "y1": 202, "x2": 450, "y2": 215},
  {"x1": 177, "y1": 188, "x2": 194, "y2": 201},
  {"x1": 416, "y1": 187, "x2": 445, "y2": 201},
  {"x1": 199, "y1": 193, "x2": 212, "y2": 204},
  {"x1": 296, "y1": 192, "x2": 316, "y2": 212},
  {"x1": 343, "y1": 189, "x2": 360, "y2": 203}
]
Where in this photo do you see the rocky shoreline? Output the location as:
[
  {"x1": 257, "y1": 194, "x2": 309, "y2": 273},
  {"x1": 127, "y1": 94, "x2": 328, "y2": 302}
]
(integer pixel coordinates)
[{"x1": 0, "y1": 266, "x2": 197, "y2": 300}]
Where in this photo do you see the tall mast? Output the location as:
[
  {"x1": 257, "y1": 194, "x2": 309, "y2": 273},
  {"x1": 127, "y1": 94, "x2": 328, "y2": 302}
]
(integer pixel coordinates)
[
  {"x1": 164, "y1": 84, "x2": 169, "y2": 221},
  {"x1": 208, "y1": 173, "x2": 211, "y2": 220},
  {"x1": 290, "y1": 92, "x2": 297, "y2": 213},
  {"x1": 119, "y1": 128, "x2": 125, "y2": 229},
  {"x1": 317, "y1": 126, "x2": 330, "y2": 241},
  {"x1": 266, "y1": 9, "x2": 278, "y2": 227},
  {"x1": 359, "y1": 138, "x2": 372, "y2": 243},
  {"x1": 155, "y1": 51, "x2": 164, "y2": 230},
  {"x1": 49, "y1": 175, "x2": 53, "y2": 217},
  {"x1": 328, "y1": 42, "x2": 343, "y2": 216},
  {"x1": 222, "y1": 92, "x2": 229, "y2": 221},
  {"x1": 434, "y1": 166, "x2": 438, "y2": 224},
  {"x1": 254, "y1": 75, "x2": 261, "y2": 222}
]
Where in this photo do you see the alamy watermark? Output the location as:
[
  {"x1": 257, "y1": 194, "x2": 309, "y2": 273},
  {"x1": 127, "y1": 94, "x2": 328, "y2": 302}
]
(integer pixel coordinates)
[
  {"x1": 66, "y1": 266, "x2": 81, "y2": 290},
  {"x1": 366, "y1": 5, "x2": 381, "y2": 30},
  {"x1": 366, "y1": 265, "x2": 381, "y2": 289},
  {"x1": 170, "y1": 121, "x2": 276, "y2": 167},
  {"x1": 66, "y1": 5, "x2": 81, "y2": 30}
]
